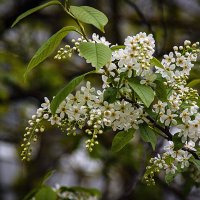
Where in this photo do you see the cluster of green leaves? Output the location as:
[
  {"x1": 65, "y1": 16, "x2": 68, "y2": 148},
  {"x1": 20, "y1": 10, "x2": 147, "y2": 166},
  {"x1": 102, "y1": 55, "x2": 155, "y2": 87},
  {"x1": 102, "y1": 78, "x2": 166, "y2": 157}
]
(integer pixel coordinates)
[
  {"x1": 12, "y1": 0, "x2": 112, "y2": 114},
  {"x1": 23, "y1": 171, "x2": 100, "y2": 200},
  {"x1": 12, "y1": 0, "x2": 172, "y2": 159},
  {"x1": 24, "y1": 186, "x2": 100, "y2": 200},
  {"x1": 12, "y1": 0, "x2": 164, "y2": 116}
]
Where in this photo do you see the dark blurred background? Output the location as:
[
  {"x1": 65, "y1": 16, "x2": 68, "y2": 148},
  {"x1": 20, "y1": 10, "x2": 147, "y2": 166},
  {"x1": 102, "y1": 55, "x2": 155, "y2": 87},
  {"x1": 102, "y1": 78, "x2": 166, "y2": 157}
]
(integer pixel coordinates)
[{"x1": 1, "y1": 0, "x2": 200, "y2": 200}]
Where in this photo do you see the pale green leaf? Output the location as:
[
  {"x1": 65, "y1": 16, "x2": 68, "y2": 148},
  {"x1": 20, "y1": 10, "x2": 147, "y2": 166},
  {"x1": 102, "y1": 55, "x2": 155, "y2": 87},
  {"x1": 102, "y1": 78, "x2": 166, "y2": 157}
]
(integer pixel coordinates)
[
  {"x1": 139, "y1": 124, "x2": 157, "y2": 150},
  {"x1": 25, "y1": 26, "x2": 78, "y2": 78},
  {"x1": 35, "y1": 186, "x2": 56, "y2": 200},
  {"x1": 187, "y1": 79, "x2": 200, "y2": 88},
  {"x1": 79, "y1": 42, "x2": 112, "y2": 70},
  {"x1": 129, "y1": 79, "x2": 155, "y2": 107},
  {"x1": 151, "y1": 57, "x2": 164, "y2": 69},
  {"x1": 50, "y1": 71, "x2": 96, "y2": 115},
  {"x1": 165, "y1": 172, "x2": 176, "y2": 184},
  {"x1": 11, "y1": 1, "x2": 61, "y2": 27},
  {"x1": 111, "y1": 129, "x2": 135, "y2": 152},
  {"x1": 70, "y1": 6, "x2": 108, "y2": 32},
  {"x1": 191, "y1": 157, "x2": 200, "y2": 170}
]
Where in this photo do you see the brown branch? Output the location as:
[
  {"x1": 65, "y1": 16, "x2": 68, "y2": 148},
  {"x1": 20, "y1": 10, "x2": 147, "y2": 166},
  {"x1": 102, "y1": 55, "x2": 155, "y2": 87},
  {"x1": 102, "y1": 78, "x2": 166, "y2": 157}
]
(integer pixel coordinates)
[
  {"x1": 123, "y1": 97, "x2": 200, "y2": 160},
  {"x1": 146, "y1": 115, "x2": 172, "y2": 140},
  {"x1": 146, "y1": 115, "x2": 200, "y2": 160}
]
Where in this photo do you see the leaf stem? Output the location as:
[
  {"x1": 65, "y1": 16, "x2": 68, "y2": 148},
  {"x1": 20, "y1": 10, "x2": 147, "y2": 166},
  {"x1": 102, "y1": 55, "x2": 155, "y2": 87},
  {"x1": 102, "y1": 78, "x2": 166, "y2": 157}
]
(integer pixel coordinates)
[{"x1": 61, "y1": 4, "x2": 89, "y2": 41}]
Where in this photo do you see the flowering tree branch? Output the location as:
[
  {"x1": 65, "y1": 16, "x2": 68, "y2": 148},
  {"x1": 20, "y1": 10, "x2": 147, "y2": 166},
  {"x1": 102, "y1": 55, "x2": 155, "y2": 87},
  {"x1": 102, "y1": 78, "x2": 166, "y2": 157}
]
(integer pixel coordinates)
[
  {"x1": 12, "y1": 1, "x2": 200, "y2": 196},
  {"x1": 125, "y1": 97, "x2": 200, "y2": 159}
]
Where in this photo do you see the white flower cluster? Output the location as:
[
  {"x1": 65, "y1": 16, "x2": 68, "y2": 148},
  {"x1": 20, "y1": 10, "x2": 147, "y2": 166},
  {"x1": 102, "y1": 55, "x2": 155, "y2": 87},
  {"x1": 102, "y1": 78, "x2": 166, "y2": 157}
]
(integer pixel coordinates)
[
  {"x1": 91, "y1": 33, "x2": 111, "y2": 46},
  {"x1": 54, "y1": 45, "x2": 75, "y2": 59},
  {"x1": 144, "y1": 141, "x2": 194, "y2": 185},
  {"x1": 99, "y1": 32, "x2": 156, "y2": 89},
  {"x1": 53, "y1": 183, "x2": 98, "y2": 200},
  {"x1": 52, "y1": 82, "x2": 144, "y2": 133},
  {"x1": 54, "y1": 33, "x2": 110, "y2": 60},
  {"x1": 21, "y1": 81, "x2": 146, "y2": 160},
  {"x1": 22, "y1": 31, "x2": 200, "y2": 187},
  {"x1": 156, "y1": 40, "x2": 199, "y2": 84},
  {"x1": 152, "y1": 41, "x2": 200, "y2": 144}
]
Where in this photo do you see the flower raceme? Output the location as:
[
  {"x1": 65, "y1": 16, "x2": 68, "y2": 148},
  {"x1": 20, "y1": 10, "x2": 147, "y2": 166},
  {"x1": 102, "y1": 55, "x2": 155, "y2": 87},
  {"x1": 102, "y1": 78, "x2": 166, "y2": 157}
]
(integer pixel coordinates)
[{"x1": 21, "y1": 32, "x2": 200, "y2": 185}]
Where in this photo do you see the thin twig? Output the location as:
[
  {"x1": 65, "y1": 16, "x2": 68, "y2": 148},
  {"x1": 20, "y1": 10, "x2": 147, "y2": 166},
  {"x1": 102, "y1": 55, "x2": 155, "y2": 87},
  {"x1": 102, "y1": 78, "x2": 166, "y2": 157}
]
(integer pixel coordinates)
[
  {"x1": 61, "y1": 4, "x2": 89, "y2": 41},
  {"x1": 123, "y1": 97, "x2": 200, "y2": 160},
  {"x1": 157, "y1": 0, "x2": 168, "y2": 53},
  {"x1": 146, "y1": 115, "x2": 172, "y2": 140},
  {"x1": 125, "y1": 0, "x2": 153, "y2": 33}
]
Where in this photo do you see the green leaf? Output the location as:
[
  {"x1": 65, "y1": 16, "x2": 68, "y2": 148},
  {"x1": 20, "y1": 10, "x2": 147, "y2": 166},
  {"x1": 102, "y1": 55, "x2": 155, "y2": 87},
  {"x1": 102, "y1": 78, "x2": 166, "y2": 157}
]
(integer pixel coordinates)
[
  {"x1": 187, "y1": 79, "x2": 200, "y2": 88},
  {"x1": 154, "y1": 79, "x2": 168, "y2": 101},
  {"x1": 22, "y1": 187, "x2": 40, "y2": 200},
  {"x1": 191, "y1": 157, "x2": 200, "y2": 170},
  {"x1": 25, "y1": 26, "x2": 78, "y2": 78},
  {"x1": 11, "y1": 1, "x2": 61, "y2": 27},
  {"x1": 79, "y1": 42, "x2": 112, "y2": 70},
  {"x1": 50, "y1": 71, "x2": 95, "y2": 115},
  {"x1": 139, "y1": 124, "x2": 157, "y2": 150},
  {"x1": 35, "y1": 186, "x2": 57, "y2": 200},
  {"x1": 155, "y1": 74, "x2": 173, "y2": 100},
  {"x1": 165, "y1": 172, "x2": 176, "y2": 184},
  {"x1": 70, "y1": 6, "x2": 108, "y2": 32},
  {"x1": 197, "y1": 97, "x2": 200, "y2": 108},
  {"x1": 22, "y1": 171, "x2": 55, "y2": 200},
  {"x1": 150, "y1": 57, "x2": 164, "y2": 69},
  {"x1": 111, "y1": 129, "x2": 135, "y2": 152},
  {"x1": 103, "y1": 87, "x2": 118, "y2": 103},
  {"x1": 60, "y1": 186, "x2": 101, "y2": 197},
  {"x1": 129, "y1": 79, "x2": 155, "y2": 107},
  {"x1": 41, "y1": 170, "x2": 55, "y2": 185},
  {"x1": 172, "y1": 134, "x2": 184, "y2": 150},
  {"x1": 110, "y1": 45, "x2": 125, "y2": 51}
]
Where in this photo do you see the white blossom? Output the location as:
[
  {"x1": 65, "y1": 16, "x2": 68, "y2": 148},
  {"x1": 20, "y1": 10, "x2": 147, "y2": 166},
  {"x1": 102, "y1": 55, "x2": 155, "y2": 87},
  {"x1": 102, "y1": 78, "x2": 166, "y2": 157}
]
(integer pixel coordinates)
[{"x1": 160, "y1": 109, "x2": 178, "y2": 126}]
